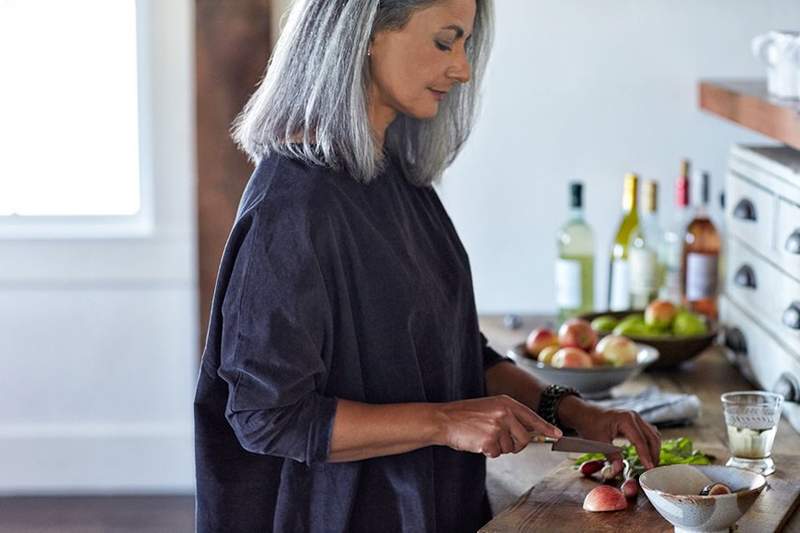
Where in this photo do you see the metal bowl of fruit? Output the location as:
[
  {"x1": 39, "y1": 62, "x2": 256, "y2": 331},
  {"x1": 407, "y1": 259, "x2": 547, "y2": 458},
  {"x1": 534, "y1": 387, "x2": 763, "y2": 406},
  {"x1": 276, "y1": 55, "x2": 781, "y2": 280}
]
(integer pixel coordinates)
[
  {"x1": 509, "y1": 319, "x2": 659, "y2": 398},
  {"x1": 580, "y1": 300, "x2": 718, "y2": 370}
]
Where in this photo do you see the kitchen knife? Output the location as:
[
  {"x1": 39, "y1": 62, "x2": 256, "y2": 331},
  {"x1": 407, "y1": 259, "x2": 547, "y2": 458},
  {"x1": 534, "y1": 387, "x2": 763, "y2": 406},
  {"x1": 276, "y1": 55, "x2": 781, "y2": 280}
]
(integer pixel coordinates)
[{"x1": 529, "y1": 433, "x2": 622, "y2": 455}]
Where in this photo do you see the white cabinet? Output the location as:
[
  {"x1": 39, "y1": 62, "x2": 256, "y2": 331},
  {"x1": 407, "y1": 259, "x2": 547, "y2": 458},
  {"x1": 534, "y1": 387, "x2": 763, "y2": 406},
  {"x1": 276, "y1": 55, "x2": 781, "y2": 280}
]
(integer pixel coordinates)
[{"x1": 722, "y1": 145, "x2": 800, "y2": 433}]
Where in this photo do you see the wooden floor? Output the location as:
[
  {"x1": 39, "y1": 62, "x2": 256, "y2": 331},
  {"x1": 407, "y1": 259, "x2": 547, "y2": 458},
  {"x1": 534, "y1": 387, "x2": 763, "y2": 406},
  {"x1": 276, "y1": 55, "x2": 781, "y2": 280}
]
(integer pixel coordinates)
[{"x1": 0, "y1": 496, "x2": 194, "y2": 533}]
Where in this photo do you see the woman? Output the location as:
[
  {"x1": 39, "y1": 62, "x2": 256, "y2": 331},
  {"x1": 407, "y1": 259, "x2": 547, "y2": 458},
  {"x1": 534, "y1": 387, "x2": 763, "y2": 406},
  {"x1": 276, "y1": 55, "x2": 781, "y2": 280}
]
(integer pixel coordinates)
[{"x1": 194, "y1": 1, "x2": 661, "y2": 531}]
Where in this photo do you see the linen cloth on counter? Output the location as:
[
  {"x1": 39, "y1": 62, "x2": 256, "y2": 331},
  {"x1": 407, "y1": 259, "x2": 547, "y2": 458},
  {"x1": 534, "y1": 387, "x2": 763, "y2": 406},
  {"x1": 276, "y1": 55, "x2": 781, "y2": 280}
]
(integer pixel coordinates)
[
  {"x1": 194, "y1": 151, "x2": 513, "y2": 533},
  {"x1": 591, "y1": 386, "x2": 701, "y2": 427}
]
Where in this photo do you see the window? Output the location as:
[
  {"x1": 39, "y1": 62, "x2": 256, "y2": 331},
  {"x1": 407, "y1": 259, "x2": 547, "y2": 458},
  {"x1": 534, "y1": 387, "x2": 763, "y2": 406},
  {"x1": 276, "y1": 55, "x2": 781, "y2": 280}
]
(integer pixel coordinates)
[{"x1": 0, "y1": 0, "x2": 145, "y2": 232}]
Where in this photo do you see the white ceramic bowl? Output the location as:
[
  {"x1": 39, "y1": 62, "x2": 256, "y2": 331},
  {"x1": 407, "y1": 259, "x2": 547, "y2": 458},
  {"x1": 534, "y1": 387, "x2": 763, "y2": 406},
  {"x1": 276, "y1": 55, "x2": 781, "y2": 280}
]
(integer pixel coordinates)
[
  {"x1": 508, "y1": 343, "x2": 659, "y2": 398},
  {"x1": 639, "y1": 464, "x2": 767, "y2": 533}
]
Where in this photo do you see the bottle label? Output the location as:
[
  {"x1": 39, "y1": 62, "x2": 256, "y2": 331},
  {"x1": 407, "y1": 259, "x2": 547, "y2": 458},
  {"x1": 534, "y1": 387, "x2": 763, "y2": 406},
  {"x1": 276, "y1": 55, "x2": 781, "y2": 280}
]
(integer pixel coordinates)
[
  {"x1": 556, "y1": 259, "x2": 581, "y2": 308},
  {"x1": 629, "y1": 248, "x2": 657, "y2": 294},
  {"x1": 661, "y1": 268, "x2": 682, "y2": 303},
  {"x1": 610, "y1": 259, "x2": 630, "y2": 311},
  {"x1": 686, "y1": 253, "x2": 718, "y2": 300}
]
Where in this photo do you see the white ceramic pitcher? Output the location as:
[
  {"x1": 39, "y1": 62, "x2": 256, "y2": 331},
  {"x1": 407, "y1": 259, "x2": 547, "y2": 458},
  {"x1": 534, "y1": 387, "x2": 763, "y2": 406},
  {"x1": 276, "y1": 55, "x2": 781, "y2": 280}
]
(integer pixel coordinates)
[{"x1": 752, "y1": 30, "x2": 800, "y2": 99}]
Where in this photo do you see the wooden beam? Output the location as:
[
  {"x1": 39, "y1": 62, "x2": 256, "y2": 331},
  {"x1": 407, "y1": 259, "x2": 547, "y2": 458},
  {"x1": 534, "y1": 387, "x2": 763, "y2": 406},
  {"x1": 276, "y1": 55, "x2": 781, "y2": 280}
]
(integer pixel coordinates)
[{"x1": 195, "y1": 0, "x2": 272, "y2": 353}]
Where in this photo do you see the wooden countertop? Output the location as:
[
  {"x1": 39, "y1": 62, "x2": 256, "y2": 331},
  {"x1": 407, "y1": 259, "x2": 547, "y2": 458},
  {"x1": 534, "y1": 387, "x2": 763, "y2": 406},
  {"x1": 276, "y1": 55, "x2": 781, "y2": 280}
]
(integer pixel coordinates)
[{"x1": 479, "y1": 314, "x2": 800, "y2": 531}]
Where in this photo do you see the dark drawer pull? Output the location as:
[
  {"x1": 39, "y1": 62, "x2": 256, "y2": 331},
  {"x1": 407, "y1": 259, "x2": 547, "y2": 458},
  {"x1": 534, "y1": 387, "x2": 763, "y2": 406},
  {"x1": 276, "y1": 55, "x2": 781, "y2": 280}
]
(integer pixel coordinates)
[
  {"x1": 724, "y1": 327, "x2": 748, "y2": 354},
  {"x1": 773, "y1": 373, "x2": 800, "y2": 403},
  {"x1": 784, "y1": 303, "x2": 800, "y2": 330},
  {"x1": 733, "y1": 199, "x2": 757, "y2": 221},
  {"x1": 734, "y1": 264, "x2": 757, "y2": 289},
  {"x1": 786, "y1": 230, "x2": 800, "y2": 255}
]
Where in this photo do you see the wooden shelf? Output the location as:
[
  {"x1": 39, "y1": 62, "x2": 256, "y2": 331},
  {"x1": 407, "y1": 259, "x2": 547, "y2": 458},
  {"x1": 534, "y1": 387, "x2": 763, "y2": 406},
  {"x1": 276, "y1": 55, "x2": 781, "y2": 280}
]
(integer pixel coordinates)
[{"x1": 699, "y1": 79, "x2": 800, "y2": 150}]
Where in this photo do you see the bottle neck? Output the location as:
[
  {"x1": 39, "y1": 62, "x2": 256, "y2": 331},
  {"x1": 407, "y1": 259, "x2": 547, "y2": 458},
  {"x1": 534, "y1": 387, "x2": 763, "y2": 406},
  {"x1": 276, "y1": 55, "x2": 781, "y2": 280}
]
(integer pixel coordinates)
[
  {"x1": 676, "y1": 177, "x2": 689, "y2": 208},
  {"x1": 623, "y1": 177, "x2": 638, "y2": 213},
  {"x1": 568, "y1": 206, "x2": 585, "y2": 222}
]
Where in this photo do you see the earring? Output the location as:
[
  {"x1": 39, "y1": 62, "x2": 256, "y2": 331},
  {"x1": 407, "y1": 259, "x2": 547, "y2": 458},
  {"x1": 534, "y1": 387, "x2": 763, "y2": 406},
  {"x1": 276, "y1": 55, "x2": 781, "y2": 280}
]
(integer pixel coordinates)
[{"x1": 367, "y1": 48, "x2": 372, "y2": 57}]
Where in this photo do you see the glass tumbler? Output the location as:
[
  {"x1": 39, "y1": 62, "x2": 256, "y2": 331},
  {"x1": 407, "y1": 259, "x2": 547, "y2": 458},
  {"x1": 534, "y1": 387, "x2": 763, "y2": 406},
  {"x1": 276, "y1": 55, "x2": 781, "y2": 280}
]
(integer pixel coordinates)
[{"x1": 721, "y1": 391, "x2": 783, "y2": 476}]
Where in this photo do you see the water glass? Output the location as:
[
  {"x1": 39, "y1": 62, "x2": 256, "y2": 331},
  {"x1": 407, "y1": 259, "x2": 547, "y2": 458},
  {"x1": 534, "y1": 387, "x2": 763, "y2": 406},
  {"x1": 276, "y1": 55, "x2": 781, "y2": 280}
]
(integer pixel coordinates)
[{"x1": 721, "y1": 391, "x2": 783, "y2": 476}]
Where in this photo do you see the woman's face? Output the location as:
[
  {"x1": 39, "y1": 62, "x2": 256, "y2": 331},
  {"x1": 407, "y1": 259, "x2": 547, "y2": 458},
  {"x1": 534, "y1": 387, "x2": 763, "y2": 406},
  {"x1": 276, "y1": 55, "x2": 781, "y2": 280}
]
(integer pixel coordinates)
[{"x1": 369, "y1": 0, "x2": 476, "y2": 121}]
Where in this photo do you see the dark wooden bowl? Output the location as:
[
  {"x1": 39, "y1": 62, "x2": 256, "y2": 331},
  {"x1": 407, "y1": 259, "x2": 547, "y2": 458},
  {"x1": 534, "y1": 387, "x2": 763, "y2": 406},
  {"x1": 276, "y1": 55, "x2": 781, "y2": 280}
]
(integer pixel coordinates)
[{"x1": 577, "y1": 310, "x2": 719, "y2": 370}]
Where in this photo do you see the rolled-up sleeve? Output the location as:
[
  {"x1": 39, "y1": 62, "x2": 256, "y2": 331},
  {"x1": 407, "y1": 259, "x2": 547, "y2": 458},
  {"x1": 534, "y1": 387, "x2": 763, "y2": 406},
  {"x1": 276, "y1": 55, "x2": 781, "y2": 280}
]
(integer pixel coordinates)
[
  {"x1": 481, "y1": 331, "x2": 515, "y2": 371},
  {"x1": 217, "y1": 206, "x2": 337, "y2": 466}
]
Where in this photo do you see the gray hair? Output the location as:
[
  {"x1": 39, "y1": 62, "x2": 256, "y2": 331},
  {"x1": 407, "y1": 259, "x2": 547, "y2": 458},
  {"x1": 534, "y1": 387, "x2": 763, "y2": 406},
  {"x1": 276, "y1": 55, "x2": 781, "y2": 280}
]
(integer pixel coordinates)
[{"x1": 230, "y1": 0, "x2": 494, "y2": 186}]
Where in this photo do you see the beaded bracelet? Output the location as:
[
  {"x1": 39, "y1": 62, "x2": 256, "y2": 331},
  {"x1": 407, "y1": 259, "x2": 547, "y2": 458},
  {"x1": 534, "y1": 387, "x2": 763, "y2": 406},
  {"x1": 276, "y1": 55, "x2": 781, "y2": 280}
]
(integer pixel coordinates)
[{"x1": 537, "y1": 384, "x2": 581, "y2": 429}]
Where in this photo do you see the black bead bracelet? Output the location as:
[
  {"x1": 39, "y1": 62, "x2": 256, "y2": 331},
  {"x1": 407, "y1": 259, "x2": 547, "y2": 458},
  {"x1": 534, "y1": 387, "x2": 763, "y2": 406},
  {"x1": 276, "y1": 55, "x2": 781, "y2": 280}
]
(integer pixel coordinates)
[{"x1": 537, "y1": 384, "x2": 581, "y2": 429}]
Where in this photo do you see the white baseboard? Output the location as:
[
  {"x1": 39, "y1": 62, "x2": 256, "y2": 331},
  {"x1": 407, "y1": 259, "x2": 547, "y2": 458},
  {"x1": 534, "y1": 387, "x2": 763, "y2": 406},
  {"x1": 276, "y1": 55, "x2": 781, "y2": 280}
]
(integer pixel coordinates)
[{"x1": 0, "y1": 422, "x2": 194, "y2": 495}]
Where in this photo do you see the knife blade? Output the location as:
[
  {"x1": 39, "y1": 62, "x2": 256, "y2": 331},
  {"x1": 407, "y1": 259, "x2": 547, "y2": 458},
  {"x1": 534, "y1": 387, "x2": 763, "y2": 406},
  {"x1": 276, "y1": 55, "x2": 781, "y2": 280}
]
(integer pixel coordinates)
[{"x1": 528, "y1": 433, "x2": 622, "y2": 455}]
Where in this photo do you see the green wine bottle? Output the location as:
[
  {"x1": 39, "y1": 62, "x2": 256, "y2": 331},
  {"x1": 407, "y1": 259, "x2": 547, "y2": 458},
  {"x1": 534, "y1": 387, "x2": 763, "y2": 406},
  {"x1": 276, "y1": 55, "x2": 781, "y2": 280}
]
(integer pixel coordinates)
[
  {"x1": 556, "y1": 182, "x2": 595, "y2": 322},
  {"x1": 629, "y1": 180, "x2": 661, "y2": 309},
  {"x1": 607, "y1": 173, "x2": 639, "y2": 311}
]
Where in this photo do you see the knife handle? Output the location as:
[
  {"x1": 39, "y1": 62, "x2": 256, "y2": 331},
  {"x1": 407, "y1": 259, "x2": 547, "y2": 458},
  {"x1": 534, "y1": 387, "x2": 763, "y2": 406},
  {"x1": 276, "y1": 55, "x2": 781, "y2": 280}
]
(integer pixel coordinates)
[{"x1": 528, "y1": 433, "x2": 558, "y2": 444}]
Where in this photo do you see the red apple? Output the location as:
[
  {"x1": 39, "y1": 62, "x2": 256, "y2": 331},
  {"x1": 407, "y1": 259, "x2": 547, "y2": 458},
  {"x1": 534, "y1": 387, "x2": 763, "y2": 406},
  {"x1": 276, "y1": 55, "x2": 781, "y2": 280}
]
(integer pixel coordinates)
[
  {"x1": 583, "y1": 485, "x2": 628, "y2": 512},
  {"x1": 537, "y1": 345, "x2": 561, "y2": 366},
  {"x1": 588, "y1": 350, "x2": 607, "y2": 367},
  {"x1": 595, "y1": 335, "x2": 638, "y2": 367},
  {"x1": 525, "y1": 328, "x2": 559, "y2": 357},
  {"x1": 551, "y1": 347, "x2": 593, "y2": 369},
  {"x1": 645, "y1": 299, "x2": 678, "y2": 329},
  {"x1": 558, "y1": 318, "x2": 597, "y2": 352}
]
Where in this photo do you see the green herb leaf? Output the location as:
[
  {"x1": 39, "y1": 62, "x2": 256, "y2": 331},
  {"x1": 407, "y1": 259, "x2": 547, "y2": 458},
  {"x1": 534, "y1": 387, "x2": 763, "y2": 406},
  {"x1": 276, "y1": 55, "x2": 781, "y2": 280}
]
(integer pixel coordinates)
[{"x1": 573, "y1": 437, "x2": 712, "y2": 476}]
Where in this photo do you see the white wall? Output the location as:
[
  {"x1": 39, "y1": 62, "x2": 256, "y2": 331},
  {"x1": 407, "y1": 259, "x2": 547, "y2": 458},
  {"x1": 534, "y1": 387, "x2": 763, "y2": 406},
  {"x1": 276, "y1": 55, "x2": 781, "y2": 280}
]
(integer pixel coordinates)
[
  {"x1": 0, "y1": 0, "x2": 196, "y2": 493},
  {"x1": 438, "y1": 0, "x2": 799, "y2": 313}
]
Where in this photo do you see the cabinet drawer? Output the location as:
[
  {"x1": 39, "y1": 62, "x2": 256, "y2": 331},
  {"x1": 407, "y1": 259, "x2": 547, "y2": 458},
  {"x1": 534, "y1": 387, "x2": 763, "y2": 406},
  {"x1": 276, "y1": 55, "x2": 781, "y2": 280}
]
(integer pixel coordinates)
[
  {"x1": 726, "y1": 239, "x2": 771, "y2": 319},
  {"x1": 726, "y1": 171, "x2": 775, "y2": 257},
  {"x1": 720, "y1": 296, "x2": 800, "y2": 402},
  {"x1": 726, "y1": 238, "x2": 800, "y2": 347},
  {"x1": 776, "y1": 198, "x2": 800, "y2": 278}
]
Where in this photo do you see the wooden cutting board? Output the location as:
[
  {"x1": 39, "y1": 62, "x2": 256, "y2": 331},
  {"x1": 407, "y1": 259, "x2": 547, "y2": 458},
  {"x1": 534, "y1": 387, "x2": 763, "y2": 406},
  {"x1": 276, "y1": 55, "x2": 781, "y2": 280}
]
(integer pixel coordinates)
[{"x1": 480, "y1": 450, "x2": 800, "y2": 533}]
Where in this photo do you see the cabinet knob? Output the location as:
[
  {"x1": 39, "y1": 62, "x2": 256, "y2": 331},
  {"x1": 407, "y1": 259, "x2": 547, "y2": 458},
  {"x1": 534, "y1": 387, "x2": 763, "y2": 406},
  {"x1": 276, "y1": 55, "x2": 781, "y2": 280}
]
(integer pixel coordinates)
[
  {"x1": 724, "y1": 327, "x2": 748, "y2": 354},
  {"x1": 773, "y1": 373, "x2": 800, "y2": 403},
  {"x1": 733, "y1": 199, "x2": 757, "y2": 221},
  {"x1": 783, "y1": 303, "x2": 800, "y2": 330},
  {"x1": 786, "y1": 230, "x2": 800, "y2": 255},
  {"x1": 733, "y1": 264, "x2": 757, "y2": 289}
]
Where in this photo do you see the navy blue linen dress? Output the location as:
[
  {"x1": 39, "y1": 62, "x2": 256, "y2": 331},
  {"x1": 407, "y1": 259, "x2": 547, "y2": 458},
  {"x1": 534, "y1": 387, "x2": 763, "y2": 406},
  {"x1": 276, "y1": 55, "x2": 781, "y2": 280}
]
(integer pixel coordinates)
[{"x1": 194, "y1": 150, "x2": 512, "y2": 532}]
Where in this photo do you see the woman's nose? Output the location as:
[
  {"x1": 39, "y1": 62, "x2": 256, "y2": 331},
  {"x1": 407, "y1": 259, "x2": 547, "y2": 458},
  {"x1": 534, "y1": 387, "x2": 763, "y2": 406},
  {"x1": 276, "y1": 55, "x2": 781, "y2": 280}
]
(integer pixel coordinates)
[{"x1": 447, "y1": 49, "x2": 471, "y2": 84}]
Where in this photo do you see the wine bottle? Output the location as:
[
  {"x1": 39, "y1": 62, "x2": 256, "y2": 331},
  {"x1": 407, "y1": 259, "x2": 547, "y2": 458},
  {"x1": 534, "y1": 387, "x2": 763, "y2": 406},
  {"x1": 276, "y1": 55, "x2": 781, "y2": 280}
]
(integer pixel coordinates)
[
  {"x1": 659, "y1": 159, "x2": 691, "y2": 304},
  {"x1": 607, "y1": 173, "x2": 639, "y2": 311},
  {"x1": 556, "y1": 182, "x2": 595, "y2": 322},
  {"x1": 681, "y1": 171, "x2": 721, "y2": 319},
  {"x1": 629, "y1": 180, "x2": 661, "y2": 309}
]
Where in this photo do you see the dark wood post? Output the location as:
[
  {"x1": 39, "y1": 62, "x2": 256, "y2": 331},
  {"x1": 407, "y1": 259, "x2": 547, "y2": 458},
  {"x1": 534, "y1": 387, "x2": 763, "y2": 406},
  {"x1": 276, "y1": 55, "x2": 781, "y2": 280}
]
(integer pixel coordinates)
[{"x1": 195, "y1": 0, "x2": 273, "y2": 352}]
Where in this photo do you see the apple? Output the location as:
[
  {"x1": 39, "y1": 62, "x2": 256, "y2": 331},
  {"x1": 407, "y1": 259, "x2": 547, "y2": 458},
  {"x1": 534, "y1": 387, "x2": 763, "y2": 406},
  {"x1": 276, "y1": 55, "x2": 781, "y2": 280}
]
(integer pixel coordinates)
[
  {"x1": 537, "y1": 345, "x2": 561, "y2": 366},
  {"x1": 672, "y1": 310, "x2": 708, "y2": 336},
  {"x1": 551, "y1": 347, "x2": 593, "y2": 369},
  {"x1": 645, "y1": 299, "x2": 678, "y2": 329},
  {"x1": 525, "y1": 328, "x2": 559, "y2": 357},
  {"x1": 558, "y1": 318, "x2": 597, "y2": 351},
  {"x1": 588, "y1": 350, "x2": 607, "y2": 367},
  {"x1": 595, "y1": 335, "x2": 638, "y2": 367},
  {"x1": 583, "y1": 485, "x2": 628, "y2": 512},
  {"x1": 590, "y1": 315, "x2": 618, "y2": 334}
]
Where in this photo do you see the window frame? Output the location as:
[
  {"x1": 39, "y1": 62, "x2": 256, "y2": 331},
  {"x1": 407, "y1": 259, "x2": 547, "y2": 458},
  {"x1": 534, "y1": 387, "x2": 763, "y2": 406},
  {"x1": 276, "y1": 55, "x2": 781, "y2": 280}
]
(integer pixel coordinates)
[
  {"x1": 0, "y1": 0, "x2": 196, "y2": 286},
  {"x1": 0, "y1": 0, "x2": 156, "y2": 240}
]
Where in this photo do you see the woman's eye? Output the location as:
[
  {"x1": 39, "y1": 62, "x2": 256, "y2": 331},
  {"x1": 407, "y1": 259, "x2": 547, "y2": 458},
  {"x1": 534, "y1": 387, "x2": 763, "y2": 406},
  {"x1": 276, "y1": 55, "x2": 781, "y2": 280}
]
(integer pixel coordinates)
[{"x1": 435, "y1": 41, "x2": 452, "y2": 52}]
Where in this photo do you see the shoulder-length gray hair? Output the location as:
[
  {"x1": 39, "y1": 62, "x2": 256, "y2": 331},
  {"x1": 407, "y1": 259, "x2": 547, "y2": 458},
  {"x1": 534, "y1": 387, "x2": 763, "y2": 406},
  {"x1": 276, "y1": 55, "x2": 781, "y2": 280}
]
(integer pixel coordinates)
[{"x1": 231, "y1": 0, "x2": 493, "y2": 186}]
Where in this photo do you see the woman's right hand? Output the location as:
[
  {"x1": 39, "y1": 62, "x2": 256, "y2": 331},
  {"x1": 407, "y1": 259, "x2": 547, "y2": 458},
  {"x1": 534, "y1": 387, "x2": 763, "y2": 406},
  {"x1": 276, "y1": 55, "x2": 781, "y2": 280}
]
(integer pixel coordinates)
[{"x1": 433, "y1": 395, "x2": 562, "y2": 458}]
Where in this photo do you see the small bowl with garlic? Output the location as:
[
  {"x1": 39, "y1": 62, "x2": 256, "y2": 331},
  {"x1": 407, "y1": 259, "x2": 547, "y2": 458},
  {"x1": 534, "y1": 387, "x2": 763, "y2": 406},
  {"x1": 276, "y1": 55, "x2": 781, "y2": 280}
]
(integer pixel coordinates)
[{"x1": 639, "y1": 464, "x2": 766, "y2": 533}]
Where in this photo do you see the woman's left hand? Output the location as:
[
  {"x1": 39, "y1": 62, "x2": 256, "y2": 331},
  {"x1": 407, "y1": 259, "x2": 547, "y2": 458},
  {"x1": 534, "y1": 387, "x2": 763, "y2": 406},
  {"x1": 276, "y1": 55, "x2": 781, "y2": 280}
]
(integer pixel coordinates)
[{"x1": 557, "y1": 395, "x2": 661, "y2": 471}]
